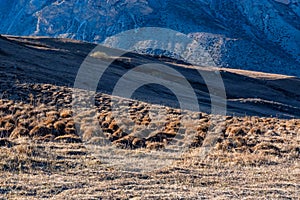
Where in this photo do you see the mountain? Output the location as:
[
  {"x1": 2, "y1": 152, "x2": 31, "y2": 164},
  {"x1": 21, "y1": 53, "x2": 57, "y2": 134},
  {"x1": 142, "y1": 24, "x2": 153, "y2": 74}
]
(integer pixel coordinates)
[{"x1": 0, "y1": 0, "x2": 299, "y2": 76}]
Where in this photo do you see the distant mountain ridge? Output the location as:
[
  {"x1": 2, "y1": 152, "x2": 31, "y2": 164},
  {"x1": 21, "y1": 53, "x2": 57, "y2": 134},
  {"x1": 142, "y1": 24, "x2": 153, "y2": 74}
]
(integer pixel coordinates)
[{"x1": 0, "y1": 0, "x2": 299, "y2": 76}]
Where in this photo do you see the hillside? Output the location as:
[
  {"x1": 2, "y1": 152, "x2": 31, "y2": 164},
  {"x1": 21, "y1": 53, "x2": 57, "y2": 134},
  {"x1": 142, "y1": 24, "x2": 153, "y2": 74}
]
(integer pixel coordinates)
[
  {"x1": 0, "y1": 35, "x2": 299, "y2": 199},
  {"x1": 1, "y1": 35, "x2": 300, "y2": 118}
]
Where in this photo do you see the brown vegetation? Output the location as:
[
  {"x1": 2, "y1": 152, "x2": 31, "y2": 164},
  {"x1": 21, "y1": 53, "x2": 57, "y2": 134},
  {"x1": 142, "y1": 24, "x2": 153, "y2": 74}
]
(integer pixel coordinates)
[{"x1": 0, "y1": 83, "x2": 298, "y2": 163}]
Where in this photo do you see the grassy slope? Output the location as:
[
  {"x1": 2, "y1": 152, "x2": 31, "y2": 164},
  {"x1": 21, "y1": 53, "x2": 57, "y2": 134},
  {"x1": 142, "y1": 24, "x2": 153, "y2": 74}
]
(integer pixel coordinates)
[{"x1": 0, "y1": 35, "x2": 299, "y2": 199}]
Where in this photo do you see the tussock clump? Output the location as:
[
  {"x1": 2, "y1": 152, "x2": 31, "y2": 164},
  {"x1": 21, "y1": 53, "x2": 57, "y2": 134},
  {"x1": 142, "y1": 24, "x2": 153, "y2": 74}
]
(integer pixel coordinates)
[
  {"x1": 10, "y1": 127, "x2": 29, "y2": 139},
  {"x1": 132, "y1": 137, "x2": 146, "y2": 148},
  {"x1": 146, "y1": 131, "x2": 174, "y2": 143},
  {"x1": 27, "y1": 120, "x2": 38, "y2": 130},
  {"x1": 252, "y1": 142, "x2": 281, "y2": 156},
  {"x1": 54, "y1": 134, "x2": 81, "y2": 143},
  {"x1": 65, "y1": 121, "x2": 75, "y2": 129},
  {"x1": 46, "y1": 111, "x2": 60, "y2": 119},
  {"x1": 44, "y1": 116, "x2": 57, "y2": 125},
  {"x1": 196, "y1": 124, "x2": 209, "y2": 133},
  {"x1": 113, "y1": 135, "x2": 135, "y2": 149},
  {"x1": 265, "y1": 130, "x2": 279, "y2": 136},
  {"x1": 190, "y1": 132, "x2": 205, "y2": 147},
  {"x1": 108, "y1": 121, "x2": 119, "y2": 132},
  {"x1": 199, "y1": 118, "x2": 209, "y2": 123},
  {"x1": 253, "y1": 142, "x2": 281, "y2": 152},
  {"x1": 141, "y1": 115, "x2": 151, "y2": 126},
  {"x1": 53, "y1": 120, "x2": 66, "y2": 135},
  {"x1": 60, "y1": 109, "x2": 72, "y2": 118},
  {"x1": 0, "y1": 115, "x2": 15, "y2": 127},
  {"x1": 234, "y1": 137, "x2": 247, "y2": 148},
  {"x1": 226, "y1": 126, "x2": 247, "y2": 138},
  {"x1": 64, "y1": 127, "x2": 77, "y2": 135},
  {"x1": 3, "y1": 122, "x2": 15, "y2": 136},
  {"x1": 101, "y1": 121, "x2": 110, "y2": 129},
  {"x1": 29, "y1": 125, "x2": 52, "y2": 137},
  {"x1": 248, "y1": 127, "x2": 262, "y2": 135},
  {"x1": 37, "y1": 134, "x2": 55, "y2": 142},
  {"x1": 112, "y1": 128, "x2": 127, "y2": 141}
]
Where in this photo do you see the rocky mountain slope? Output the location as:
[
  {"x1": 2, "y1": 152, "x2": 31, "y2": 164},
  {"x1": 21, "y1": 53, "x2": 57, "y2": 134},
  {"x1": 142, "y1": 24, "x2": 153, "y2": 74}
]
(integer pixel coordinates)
[{"x1": 0, "y1": 0, "x2": 299, "y2": 76}]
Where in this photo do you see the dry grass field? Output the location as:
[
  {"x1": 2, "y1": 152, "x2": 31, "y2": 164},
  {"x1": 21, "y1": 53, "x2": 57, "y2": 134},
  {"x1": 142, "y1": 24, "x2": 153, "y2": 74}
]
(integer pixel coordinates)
[
  {"x1": 0, "y1": 82, "x2": 298, "y2": 199},
  {"x1": 0, "y1": 35, "x2": 299, "y2": 199}
]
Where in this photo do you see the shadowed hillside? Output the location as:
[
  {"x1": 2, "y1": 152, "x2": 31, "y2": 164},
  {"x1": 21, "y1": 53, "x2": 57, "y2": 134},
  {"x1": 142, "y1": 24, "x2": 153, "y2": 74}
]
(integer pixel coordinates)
[{"x1": 0, "y1": 35, "x2": 300, "y2": 118}]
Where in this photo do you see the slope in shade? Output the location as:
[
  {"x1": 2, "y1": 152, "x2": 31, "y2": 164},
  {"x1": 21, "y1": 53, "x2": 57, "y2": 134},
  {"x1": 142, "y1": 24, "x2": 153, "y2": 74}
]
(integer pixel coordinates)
[{"x1": 0, "y1": 35, "x2": 299, "y2": 119}]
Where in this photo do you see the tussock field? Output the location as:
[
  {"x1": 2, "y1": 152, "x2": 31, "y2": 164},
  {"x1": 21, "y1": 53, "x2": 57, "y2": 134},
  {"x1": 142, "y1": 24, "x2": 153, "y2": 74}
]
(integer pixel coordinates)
[{"x1": 0, "y1": 36, "x2": 299, "y2": 199}]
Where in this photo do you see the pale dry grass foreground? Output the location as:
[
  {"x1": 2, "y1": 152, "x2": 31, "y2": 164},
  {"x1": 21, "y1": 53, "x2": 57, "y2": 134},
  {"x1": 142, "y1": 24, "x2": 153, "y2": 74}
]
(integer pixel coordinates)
[{"x1": 0, "y1": 140, "x2": 299, "y2": 199}]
